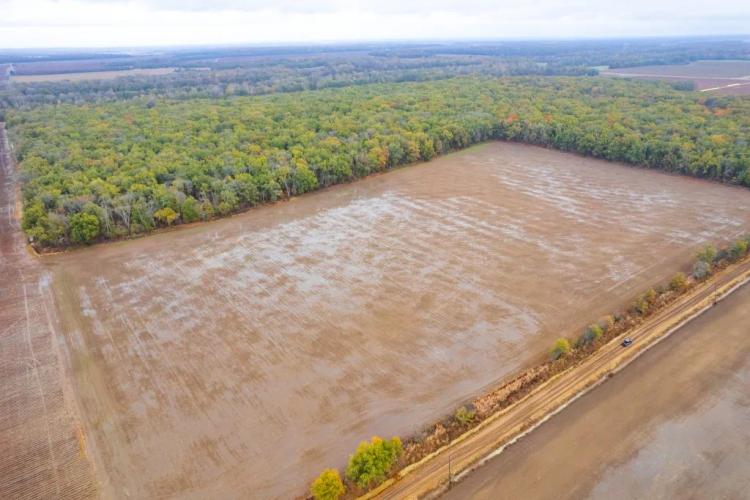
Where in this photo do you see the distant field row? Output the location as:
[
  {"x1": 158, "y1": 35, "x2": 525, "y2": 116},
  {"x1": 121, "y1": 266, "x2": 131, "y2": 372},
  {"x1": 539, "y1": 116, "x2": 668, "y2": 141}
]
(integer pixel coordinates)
[
  {"x1": 11, "y1": 67, "x2": 175, "y2": 83},
  {"x1": 601, "y1": 60, "x2": 750, "y2": 95},
  {"x1": 605, "y1": 60, "x2": 750, "y2": 78}
]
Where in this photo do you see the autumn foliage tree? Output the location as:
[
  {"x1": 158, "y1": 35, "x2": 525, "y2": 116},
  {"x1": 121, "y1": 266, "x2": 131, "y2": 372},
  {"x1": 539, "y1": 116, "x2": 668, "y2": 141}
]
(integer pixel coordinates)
[
  {"x1": 550, "y1": 338, "x2": 571, "y2": 360},
  {"x1": 9, "y1": 76, "x2": 750, "y2": 248},
  {"x1": 455, "y1": 406, "x2": 476, "y2": 425},
  {"x1": 670, "y1": 272, "x2": 688, "y2": 292},
  {"x1": 730, "y1": 239, "x2": 748, "y2": 261},
  {"x1": 579, "y1": 324, "x2": 603, "y2": 345},
  {"x1": 311, "y1": 469, "x2": 345, "y2": 500},
  {"x1": 697, "y1": 244, "x2": 717, "y2": 264},
  {"x1": 154, "y1": 207, "x2": 178, "y2": 226},
  {"x1": 69, "y1": 212, "x2": 100, "y2": 244},
  {"x1": 345, "y1": 436, "x2": 403, "y2": 490}
]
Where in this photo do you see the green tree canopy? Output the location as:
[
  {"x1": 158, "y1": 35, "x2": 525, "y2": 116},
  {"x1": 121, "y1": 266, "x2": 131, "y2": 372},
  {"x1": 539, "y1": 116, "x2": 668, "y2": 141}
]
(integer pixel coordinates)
[
  {"x1": 69, "y1": 212, "x2": 100, "y2": 244},
  {"x1": 345, "y1": 436, "x2": 403, "y2": 490},
  {"x1": 550, "y1": 338, "x2": 572, "y2": 360},
  {"x1": 9, "y1": 76, "x2": 750, "y2": 248},
  {"x1": 670, "y1": 272, "x2": 688, "y2": 292},
  {"x1": 311, "y1": 469, "x2": 345, "y2": 500}
]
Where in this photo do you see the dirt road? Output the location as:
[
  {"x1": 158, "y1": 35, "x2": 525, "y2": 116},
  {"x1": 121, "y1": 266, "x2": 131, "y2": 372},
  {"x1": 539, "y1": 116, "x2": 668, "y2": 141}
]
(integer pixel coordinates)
[
  {"x1": 372, "y1": 257, "x2": 750, "y2": 499},
  {"x1": 0, "y1": 123, "x2": 97, "y2": 498},
  {"x1": 443, "y1": 281, "x2": 750, "y2": 500}
]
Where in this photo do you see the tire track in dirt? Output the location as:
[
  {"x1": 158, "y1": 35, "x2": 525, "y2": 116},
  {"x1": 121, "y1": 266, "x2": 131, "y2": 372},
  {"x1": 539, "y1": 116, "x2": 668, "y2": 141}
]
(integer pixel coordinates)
[{"x1": 0, "y1": 123, "x2": 98, "y2": 499}]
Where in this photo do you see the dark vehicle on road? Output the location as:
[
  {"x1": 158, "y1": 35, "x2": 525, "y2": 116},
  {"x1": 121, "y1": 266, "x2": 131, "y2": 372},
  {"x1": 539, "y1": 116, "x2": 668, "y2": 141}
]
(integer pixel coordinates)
[{"x1": 621, "y1": 337, "x2": 633, "y2": 347}]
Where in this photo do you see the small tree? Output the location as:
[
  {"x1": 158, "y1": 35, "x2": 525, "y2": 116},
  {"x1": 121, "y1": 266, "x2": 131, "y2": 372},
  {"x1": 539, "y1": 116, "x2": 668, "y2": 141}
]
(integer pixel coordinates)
[
  {"x1": 633, "y1": 296, "x2": 649, "y2": 316},
  {"x1": 692, "y1": 260, "x2": 711, "y2": 280},
  {"x1": 455, "y1": 406, "x2": 476, "y2": 425},
  {"x1": 180, "y1": 197, "x2": 201, "y2": 223},
  {"x1": 69, "y1": 212, "x2": 100, "y2": 244},
  {"x1": 154, "y1": 207, "x2": 178, "y2": 226},
  {"x1": 730, "y1": 239, "x2": 748, "y2": 261},
  {"x1": 550, "y1": 338, "x2": 571, "y2": 360},
  {"x1": 696, "y1": 244, "x2": 717, "y2": 264},
  {"x1": 293, "y1": 164, "x2": 319, "y2": 194},
  {"x1": 200, "y1": 200, "x2": 215, "y2": 220},
  {"x1": 670, "y1": 272, "x2": 688, "y2": 292},
  {"x1": 311, "y1": 469, "x2": 345, "y2": 500},
  {"x1": 346, "y1": 436, "x2": 403, "y2": 490},
  {"x1": 22, "y1": 202, "x2": 54, "y2": 245},
  {"x1": 22, "y1": 202, "x2": 48, "y2": 232},
  {"x1": 581, "y1": 324, "x2": 603, "y2": 344}
]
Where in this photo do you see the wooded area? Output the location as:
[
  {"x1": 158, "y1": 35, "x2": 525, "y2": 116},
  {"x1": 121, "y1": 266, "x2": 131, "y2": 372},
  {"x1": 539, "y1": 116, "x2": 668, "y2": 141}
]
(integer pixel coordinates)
[
  {"x1": 7, "y1": 76, "x2": 750, "y2": 247},
  {"x1": 0, "y1": 55, "x2": 592, "y2": 109},
  {"x1": 3, "y1": 37, "x2": 747, "y2": 108}
]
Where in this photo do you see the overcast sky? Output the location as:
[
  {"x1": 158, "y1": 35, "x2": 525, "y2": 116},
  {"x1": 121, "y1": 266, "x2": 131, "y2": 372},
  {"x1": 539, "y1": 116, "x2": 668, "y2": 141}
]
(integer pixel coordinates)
[{"x1": 2, "y1": 0, "x2": 749, "y2": 49}]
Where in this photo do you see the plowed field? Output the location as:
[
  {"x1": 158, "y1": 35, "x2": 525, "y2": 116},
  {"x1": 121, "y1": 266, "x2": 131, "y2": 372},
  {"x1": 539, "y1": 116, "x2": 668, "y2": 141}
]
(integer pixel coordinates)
[{"x1": 35, "y1": 142, "x2": 750, "y2": 498}]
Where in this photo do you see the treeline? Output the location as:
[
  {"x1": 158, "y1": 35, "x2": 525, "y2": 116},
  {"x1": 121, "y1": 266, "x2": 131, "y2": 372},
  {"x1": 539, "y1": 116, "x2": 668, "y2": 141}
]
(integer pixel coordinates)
[
  {"x1": 3, "y1": 38, "x2": 747, "y2": 110},
  {"x1": 373, "y1": 38, "x2": 750, "y2": 69},
  {"x1": 4, "y1": 38, "x2": 747, "y2": 110},
  {"x1": 6, "y1": 38, "x2": 747, "y2": 72},
  {"x1": 0, "y1": 55, "x2": 593, "y2": 109},
  {"x1": 7, "y1": 76, "x2": 750, "y2": 248},
  {"x1": 310, "y1": 436, "x2": 403, "y2": 499}
]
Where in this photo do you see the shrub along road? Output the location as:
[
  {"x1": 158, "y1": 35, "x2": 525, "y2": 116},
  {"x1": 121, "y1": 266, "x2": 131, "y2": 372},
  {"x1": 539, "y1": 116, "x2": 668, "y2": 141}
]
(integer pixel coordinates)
[{"x1": 368, "y1": 254, "x2": 750, "y2": 500}]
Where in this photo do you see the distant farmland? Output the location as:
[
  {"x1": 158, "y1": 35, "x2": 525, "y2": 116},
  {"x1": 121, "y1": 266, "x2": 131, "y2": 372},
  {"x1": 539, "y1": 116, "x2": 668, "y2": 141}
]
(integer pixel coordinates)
[
  {"x1": 601, "y1": 60, "x2": 750, "y2": 95},
  {"x1": 11, "y1": 67, "x2": 175, "y2": 83}
]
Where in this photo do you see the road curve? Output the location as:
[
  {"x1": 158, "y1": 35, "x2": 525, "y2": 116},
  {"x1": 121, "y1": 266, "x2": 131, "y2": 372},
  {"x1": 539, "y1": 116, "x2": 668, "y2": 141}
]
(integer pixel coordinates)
[
  {"x1": 0, "y1": 124, "x2": 98, "y2": 499},
  {"x1": 371, "y1": 255, "x2": 750, "y2": 500}
]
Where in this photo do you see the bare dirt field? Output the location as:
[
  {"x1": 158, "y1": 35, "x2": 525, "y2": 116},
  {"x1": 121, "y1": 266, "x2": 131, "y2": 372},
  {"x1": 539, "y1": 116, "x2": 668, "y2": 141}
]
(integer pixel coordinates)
[
  {"x1": 0, "y1": 124, "x2": 98, "y2": 499},
  {"x1": 42, "y1": 142, "x2": 750, "y2": 498},
  {"x1": 11, "y1": 67, "x2": 175, "y2": 83},
  {"x1": 443, "y1": 281, "x2": 750, "y2": 500},
  {"x1": 601, "y1": 60, "x2": 750, "y2": 95},
  {"x1": 8, "y1": 57, "x2": 153, "y2": 76}
]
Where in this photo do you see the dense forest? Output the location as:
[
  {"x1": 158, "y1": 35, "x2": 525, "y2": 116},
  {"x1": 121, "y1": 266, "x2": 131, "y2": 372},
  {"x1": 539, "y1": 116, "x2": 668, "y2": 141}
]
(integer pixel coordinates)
[
  {"x1": 373, "y1": 38, "x2": 750, "y2": 68},
  {"x1": 7, "y1": 76, "x2": 750, "y2": 247},
  {"x1": 3, "y1": 37, "x2": 748, "y2": 109},
  {"x1": 0, "y1": 55, "x2": 593, "y2": 109},
  {"x1": 4, "y1": 37, "x2": 746, "y2": 73}
]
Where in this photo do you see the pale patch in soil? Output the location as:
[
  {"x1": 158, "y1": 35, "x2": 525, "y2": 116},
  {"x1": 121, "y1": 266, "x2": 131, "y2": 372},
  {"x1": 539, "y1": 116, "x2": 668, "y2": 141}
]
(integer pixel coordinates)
[{"x1": 45, "y1": 142, "x2": 750, "y2": 498}]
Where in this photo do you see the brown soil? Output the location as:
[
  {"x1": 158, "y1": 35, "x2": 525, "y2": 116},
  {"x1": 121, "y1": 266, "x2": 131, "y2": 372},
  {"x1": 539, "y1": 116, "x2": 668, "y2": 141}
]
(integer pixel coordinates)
[
  {"x1": 11, "y1": 68, "x2": 175, "y2": 83},
  {"x1": 443, "y1": 281, "x2": 750, "y2": 500},
  {"x1": 601, "y1": 60, "x2": 750, "y2": 95},
  {"x1": 0, "y1": 124, "x2": 98, "y2": 498},
  {"x1": 41, "y1": 142, "x2": 750, "y2": 498}
]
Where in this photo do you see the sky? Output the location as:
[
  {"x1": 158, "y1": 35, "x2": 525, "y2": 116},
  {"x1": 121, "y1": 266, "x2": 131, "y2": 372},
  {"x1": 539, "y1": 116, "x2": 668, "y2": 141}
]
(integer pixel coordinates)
[{"x1": 1, "y1": 0, "x2": 749, "y2": 49}]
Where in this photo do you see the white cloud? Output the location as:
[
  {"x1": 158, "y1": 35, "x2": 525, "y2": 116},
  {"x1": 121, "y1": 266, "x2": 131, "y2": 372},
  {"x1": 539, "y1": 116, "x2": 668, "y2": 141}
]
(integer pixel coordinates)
[{"x1": 0, "y1": 0, "x2": 748, "y2": 48}]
